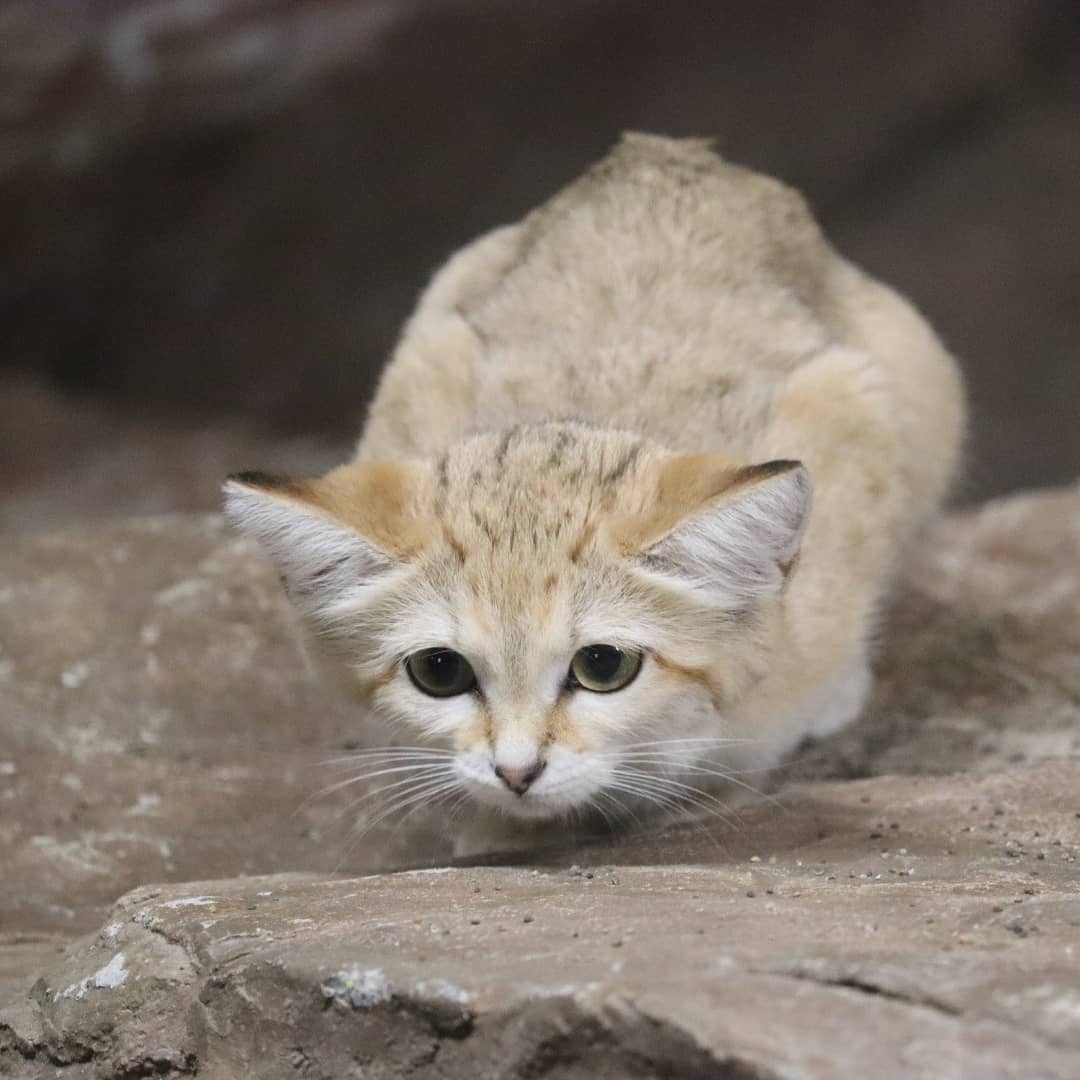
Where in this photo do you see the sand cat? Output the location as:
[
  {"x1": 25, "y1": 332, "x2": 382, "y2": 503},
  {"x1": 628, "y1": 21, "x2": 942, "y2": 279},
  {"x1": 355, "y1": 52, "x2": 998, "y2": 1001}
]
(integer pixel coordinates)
[{"x1": 225, "y1": 134, "x2": 965, "y2": 845}]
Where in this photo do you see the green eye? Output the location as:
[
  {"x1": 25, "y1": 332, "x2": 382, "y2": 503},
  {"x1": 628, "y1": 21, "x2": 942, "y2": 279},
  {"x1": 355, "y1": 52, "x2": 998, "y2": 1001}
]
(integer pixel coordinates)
[
  {"x1": 405, "y1": 648, "x2": 477, "y2": 698},
  {"x1": 569, "y1": 645, "x2": 643, "y2": 693}
]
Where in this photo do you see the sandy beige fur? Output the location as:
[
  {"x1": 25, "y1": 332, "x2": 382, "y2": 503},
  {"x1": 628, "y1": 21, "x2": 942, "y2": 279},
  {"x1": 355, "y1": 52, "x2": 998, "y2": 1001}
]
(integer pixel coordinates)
[{"x1": 225, "y1": 134, "x2": 966, "y2": 844}]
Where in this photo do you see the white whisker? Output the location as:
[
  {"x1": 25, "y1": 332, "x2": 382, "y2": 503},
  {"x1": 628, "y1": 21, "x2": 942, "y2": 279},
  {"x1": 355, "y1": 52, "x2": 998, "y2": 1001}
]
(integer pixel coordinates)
[
  {"x1": 602, "y1": 756, "x2": 787, "y2": 813},
  {"x1": 611, "y1": 737, "x2": 758, "y2": 752},
  {"x1": 310, "y1": 762, "x2": 454, "y2": 800},
  {"x1": 606, "y1": 780, "x2": 694, "y2": 821},
  {"x1": 330, "y1": 774, "x2": 462, "y2": 873},
  {"x1": 593, "y1": 789, "x2": 644, "y2": 831},
  {"x1": 358, "y1": 779, "x2": 463, "y2": 836},
  {"x1": 604, "y1": 780, "x2": 733, "y2": 845},
  {"x1": 342, "y1": 768, "x2": 456, "y2": 811},
  {"x1": 445, "y1": 792, "x2": 473, "y2": 823},
  {"x1": 609, "y1": 755, "x2": 779, "y2": 778},
  {"x1": 610, "y1": 768, "x2": 743, "y2": 829},
  {"x1": 318, "y1": 748, "x2": 455, "y2": 768},
  {"x1": 585, "y1": 791, "x2": 622, "y2": 833},
  {"x1": 385, "y1": 782, "x2": 464, "y2": 843}
]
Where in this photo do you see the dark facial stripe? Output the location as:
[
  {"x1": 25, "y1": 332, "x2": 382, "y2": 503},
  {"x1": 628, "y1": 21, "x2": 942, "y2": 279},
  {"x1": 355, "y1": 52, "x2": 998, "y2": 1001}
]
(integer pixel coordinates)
[{"x1": 600, "y1": 443, "x2": 642, "y2": 487}]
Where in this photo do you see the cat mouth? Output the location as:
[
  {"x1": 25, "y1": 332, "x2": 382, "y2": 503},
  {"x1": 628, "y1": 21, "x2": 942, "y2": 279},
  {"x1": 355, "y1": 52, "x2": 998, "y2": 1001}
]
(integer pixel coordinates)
[
  {"x1": 455, "y1": 750, "x2": 608, "y2": 820},
  {"x1": 465, "y1": 780, "x2": 566, "y2": 818}
]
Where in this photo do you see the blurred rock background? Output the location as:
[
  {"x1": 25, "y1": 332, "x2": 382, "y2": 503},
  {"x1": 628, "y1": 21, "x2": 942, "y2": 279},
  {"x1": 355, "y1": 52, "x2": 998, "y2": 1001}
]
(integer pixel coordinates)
[{"x1": 1, "y1": 0, "x2": 1078, "y2": 533}]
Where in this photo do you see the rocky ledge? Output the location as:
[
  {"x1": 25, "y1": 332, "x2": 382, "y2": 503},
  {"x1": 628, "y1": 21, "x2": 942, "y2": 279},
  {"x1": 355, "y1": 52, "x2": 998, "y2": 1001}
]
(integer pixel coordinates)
[
  {"x1": 3, "y1": 762, "x2": 1080, "y2": 1079},
  {"x1": 2, "y1": 482, "x2": 1079, "y2": 1078}
]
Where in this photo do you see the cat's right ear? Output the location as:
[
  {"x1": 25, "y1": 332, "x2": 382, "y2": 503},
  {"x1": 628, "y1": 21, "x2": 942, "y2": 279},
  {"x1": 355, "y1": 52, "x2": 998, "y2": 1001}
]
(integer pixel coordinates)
[
  {"x1": 223, "y1": 461, "x2": 432, "y2": 619},
  {"x1": 616, "y1": 454, "x2": 812, "y2": 611}
]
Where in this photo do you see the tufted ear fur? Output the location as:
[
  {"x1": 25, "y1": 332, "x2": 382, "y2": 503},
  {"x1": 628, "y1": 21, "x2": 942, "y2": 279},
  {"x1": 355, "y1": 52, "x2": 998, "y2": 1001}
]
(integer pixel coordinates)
[
  {"x1": 223, "y1": 461, "x2": 433, "y2": 621},
  {"x1": 624, "y1": 455, "x2": 812, "y2": 609}
]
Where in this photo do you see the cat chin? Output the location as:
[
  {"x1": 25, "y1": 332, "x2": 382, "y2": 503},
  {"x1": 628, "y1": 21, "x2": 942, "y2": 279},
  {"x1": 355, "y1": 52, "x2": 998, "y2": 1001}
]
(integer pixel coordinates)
[
  {"x1": 490, "y1": 797, "x2": 576, "y2": 821},
  {"x1": 459, "y1": 779, "x2": 596, "y2": 821}
]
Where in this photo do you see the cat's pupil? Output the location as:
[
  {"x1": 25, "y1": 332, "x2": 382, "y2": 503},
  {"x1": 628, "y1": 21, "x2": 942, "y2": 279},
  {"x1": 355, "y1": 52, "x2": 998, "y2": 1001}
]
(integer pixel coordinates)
[
  {"x1": 581, "y1": 645, "x2": 621, "y2": 681},
  {"x1": 426, "y1": 651, "x2": 460, "y2": 685},
  {"x1": 406, "y1": 648, "x2": 476, "y2": 697},
  {"x1": 570, "y1": 644, "x2": 642, "y2": 692}
]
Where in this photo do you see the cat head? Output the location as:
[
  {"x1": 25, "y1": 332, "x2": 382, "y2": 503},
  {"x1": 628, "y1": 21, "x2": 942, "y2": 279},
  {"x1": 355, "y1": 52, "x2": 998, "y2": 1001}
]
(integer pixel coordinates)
[{"x1": 224, "y1": 422, "x2": 810, "y2": 822}]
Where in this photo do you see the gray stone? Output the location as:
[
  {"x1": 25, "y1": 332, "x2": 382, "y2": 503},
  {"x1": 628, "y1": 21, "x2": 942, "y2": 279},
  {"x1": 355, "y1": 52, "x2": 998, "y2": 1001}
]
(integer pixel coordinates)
[
  {"x1": 2, "y1": 763, "x2": 1080, "y2": 1078},
  {"x1": 1, "y1": 482, "x2": 1079, "y2": 1076},
  {"x1": 0, "y1": 514, "x2": 452, "y2": 949}
]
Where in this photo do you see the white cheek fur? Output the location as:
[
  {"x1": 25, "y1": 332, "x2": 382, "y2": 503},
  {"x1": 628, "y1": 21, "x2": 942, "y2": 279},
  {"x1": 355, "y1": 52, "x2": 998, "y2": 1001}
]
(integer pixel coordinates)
[{"x1": 376, "y1": 675, "x2": 480, "y2": 740}]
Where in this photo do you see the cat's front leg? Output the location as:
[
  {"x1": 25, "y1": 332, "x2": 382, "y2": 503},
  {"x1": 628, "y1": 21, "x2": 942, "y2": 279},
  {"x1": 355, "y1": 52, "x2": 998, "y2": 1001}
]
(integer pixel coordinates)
[{"x1": 801, "y1": 655, "x2": 874, "y2": 740}]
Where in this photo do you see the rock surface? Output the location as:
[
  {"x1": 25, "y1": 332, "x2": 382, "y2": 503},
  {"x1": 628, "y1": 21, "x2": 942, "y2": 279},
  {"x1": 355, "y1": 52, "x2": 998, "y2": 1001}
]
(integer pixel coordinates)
[
  {"x1": 0, "y1": 515, "x2": 449, "y2": 947},
  {"x1": 3, "y1": 765, "x2": 1080, "y2": 1079},
  {"x1": 2, "y1": 483, "x2": 1079, "y2": 1076},
  {"x1": 0, "y1": 373, "x2": 349, "y2": 535}
]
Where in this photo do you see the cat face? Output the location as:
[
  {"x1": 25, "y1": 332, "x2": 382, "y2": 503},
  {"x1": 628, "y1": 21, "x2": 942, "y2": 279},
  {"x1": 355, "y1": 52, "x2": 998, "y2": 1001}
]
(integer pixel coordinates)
[{"x1": 225, "y1": 423, "x2": 809, "y2": 822}]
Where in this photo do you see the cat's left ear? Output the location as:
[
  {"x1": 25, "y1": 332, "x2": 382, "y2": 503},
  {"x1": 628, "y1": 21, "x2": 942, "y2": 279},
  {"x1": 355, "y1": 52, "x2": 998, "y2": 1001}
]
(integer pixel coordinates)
[
  {"x1": 223, "y1": 461, "x2": 433, "y2": 618},
  {"x1": 620, "y1": 455, "x2": 812, "y2": 608}
]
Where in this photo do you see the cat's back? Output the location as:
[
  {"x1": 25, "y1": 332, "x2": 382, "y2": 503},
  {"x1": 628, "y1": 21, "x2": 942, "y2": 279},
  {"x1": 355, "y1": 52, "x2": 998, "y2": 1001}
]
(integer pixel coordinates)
[
  {"x1": 360, "y1": 135, "x2": 897, "y2": 460},
  {"x1": 442, "y1": 134, "x2": 836, "y2": 451},
  {"x1": 508, "y1": 133, "x2": 829, "y2": 309}
]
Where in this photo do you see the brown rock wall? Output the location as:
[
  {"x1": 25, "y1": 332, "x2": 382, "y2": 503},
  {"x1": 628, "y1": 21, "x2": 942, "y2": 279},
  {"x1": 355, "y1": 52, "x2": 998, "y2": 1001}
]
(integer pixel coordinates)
[{"x1": 2, "y1": 1, "x2": 1077, "y2": 502}]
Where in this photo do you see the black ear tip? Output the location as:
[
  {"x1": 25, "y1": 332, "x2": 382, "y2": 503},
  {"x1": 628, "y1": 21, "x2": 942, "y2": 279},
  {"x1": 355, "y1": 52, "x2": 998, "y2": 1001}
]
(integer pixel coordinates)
[
  {"x1": 226, "y1": 470, "x2": 290, "y2": 489},
  {"x1": 757, "y1": 459, "x2": 804, "y2": 478},
  {"x1": 732, "y1": 459, "x2": 806, "y2": 487}
]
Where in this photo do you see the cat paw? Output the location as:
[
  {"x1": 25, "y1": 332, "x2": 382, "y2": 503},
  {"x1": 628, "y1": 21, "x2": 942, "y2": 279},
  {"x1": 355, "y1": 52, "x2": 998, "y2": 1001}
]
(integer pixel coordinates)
[{"x1": 806, "y1": 659, "x2": 873, "y2": 737}]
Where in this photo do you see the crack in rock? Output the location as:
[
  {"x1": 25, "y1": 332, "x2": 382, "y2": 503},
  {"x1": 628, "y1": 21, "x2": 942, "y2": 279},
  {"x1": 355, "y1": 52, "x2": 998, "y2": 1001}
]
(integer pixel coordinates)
[{"x1": 773, "y1": 969, "x2": 962, "y2": 1018}]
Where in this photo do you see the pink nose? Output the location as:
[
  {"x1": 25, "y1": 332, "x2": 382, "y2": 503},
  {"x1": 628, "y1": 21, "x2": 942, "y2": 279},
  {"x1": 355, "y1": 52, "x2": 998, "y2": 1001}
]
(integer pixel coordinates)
[{"x1": 494, "y1": 761, "x2": 545, "y2": 795}]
